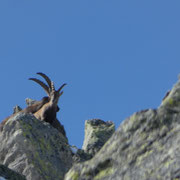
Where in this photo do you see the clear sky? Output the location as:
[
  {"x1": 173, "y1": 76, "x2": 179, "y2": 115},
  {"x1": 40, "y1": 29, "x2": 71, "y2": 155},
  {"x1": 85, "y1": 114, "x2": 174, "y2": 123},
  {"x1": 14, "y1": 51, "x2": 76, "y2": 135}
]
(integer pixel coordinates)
[{"x1": 0, "y1": 0, "x2": 180, "y2": 148}]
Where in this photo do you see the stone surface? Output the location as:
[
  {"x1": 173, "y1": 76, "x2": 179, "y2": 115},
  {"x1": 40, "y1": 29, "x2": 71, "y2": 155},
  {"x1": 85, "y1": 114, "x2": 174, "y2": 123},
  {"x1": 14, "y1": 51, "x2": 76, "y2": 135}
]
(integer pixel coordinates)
[
  {"x1": 13, "y1": 106, "x2": 22, "y2": 114},
  {"x1": 82, "y1": 119, "x2": 115, "y2": 156},
  {"x1": 25, "y1": 98, "x2": 37, "y2": 107},
  {"x1": 71, "y1": 119, "x2": 115, "y2": 164},
  {"x1": 65, "y1": 77, "x2": 180, "y2": 180},
  {"x1": 72, "y1": 149, "x2": 92, "y2": 163},
  {"x1": 0, "y1": 164, "x2": 26, "y2": 180},
  {"x1": 0, "y1": 113, "x2": 73, "y2": 180}
]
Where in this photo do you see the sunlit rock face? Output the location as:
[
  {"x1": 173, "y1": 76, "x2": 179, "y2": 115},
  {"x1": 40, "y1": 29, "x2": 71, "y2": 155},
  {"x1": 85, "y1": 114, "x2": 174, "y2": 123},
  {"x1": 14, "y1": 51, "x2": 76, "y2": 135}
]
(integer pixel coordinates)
[
  {"x1": 0, "y1": 113, "x2": 73, "y2": 180},
  {"x1": 65, "y1": 77, "x2": 180, "y2": 180},
  {"x1": 82, "y1": 119, "x2": 115, "y2": 156}
]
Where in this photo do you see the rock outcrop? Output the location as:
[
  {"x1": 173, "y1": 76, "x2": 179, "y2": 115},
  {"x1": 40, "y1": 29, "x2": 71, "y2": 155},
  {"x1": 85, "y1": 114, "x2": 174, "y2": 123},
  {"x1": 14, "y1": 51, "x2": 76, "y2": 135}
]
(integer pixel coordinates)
[
  {"x1": 73, "y1": 119, "x2": 115, "y2": 163},
  {"x1": 65, "y1": 77, "x2": 180, "y2": 180},
  {"x1": 0, "y1": 113, "x2": 73, "y2": 180},
  {"x1": 82, "y1": 119, "x2": 115, "y2": 156}
]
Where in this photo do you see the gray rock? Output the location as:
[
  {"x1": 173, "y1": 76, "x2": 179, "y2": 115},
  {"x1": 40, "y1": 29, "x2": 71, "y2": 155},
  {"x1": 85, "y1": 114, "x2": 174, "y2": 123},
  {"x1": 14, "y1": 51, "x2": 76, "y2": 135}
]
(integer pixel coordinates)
[
  {"x1": 13, "y1": 106, "x2": 22, "y2": 114},
  {"x1": 72, "y1": 149, "x2": 92, "y2": 163},
  {"x1": 82, "y1": 119, "x2": 115, "y2": 156},
  {"x1": 25, "y1": 98, "x2": 37, "y2": 106},
  {"x1": 72, "y1": 119, "x2": 115, "y2": 163},
  {"x1": 64, "y1": 77, "x2": 180, "y2": 180},
  {"x1": 0, "y1": 113, "x2": 73, "y2": 180},
  {"x1": 0, "y1": 164, "x2": 26, "y2": 180}
]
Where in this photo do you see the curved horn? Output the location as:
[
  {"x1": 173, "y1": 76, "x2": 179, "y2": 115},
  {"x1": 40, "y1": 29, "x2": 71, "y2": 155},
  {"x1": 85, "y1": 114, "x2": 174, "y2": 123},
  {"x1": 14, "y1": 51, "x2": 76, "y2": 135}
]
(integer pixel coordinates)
[
  {"x1": 51, "y1": 81, "x2": 55, "y2": 92},
  {"x1": 29, "y1": 78, "x2": 50, "y2": 95},
  {"x1": 37, "y1": 72, "x2": 52, "y2": 88},
  {"x1": 57, "y1": 83, "x2": 67, "y2": 94},
  {"x1": 59, "y1": 91, "x2": 64, "y2": 97}
]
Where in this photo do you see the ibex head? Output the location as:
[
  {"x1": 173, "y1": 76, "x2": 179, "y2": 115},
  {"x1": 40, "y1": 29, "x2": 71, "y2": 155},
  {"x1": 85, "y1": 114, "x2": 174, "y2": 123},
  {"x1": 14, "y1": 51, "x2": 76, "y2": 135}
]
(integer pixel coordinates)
[{"x1": 29, "y1": 72, "x2": 66, "y2": 109}]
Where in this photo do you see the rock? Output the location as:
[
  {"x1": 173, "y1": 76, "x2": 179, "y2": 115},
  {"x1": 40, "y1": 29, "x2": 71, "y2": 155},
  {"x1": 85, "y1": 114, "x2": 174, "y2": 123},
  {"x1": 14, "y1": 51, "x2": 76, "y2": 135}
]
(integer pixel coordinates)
[
  {"x1": 65, "y1": 77, "x2": 180, "y2": 180},
  {"x1": 72, "y1": 119, "x2": 115, "y2": 163},
  {"x1": 13, "y1": 106, "x2": 22, "y2": 114},
  {"x1": 0, "y1": 164, "x2": 26, "y2": 180},
  {"x1": 51, "y1": 118, "x2": 67, "y2": 137},
  {"x1": 0, "y1": 113, "x2": 73, "y2": 180},
  {"x1": 82, "y1": 119, "x2": 115, "y2": 156},
  {"x1": 25, "y1": 98, "x2": 37, "y2": 106},
  {"x1": 72, "y1": 149, "x2": 92, "y2": 163}
]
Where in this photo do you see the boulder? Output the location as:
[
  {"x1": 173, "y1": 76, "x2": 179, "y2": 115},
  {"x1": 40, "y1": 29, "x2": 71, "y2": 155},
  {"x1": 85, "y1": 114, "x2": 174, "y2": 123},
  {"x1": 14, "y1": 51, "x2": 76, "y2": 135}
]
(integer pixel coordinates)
[{"x1": 0, "y1": 113, "x2": 73, "y2": 180}]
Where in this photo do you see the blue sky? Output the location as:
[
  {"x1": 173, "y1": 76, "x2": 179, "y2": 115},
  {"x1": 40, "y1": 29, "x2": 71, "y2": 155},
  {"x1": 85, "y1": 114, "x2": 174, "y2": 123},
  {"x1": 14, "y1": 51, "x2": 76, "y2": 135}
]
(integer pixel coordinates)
[{"x1": 0, "y1": 0, "x2": 180, "y2": 148}]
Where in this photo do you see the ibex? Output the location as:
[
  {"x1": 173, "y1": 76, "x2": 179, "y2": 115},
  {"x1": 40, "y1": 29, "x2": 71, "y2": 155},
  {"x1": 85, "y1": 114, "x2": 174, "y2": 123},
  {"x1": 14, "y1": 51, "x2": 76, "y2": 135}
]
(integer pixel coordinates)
[
  {"x1": 29, "y1": 72, "x2": 66, "y2": 124},
  {"x1": 0, "y1": 72, "x2": 66, "y2": 135}
]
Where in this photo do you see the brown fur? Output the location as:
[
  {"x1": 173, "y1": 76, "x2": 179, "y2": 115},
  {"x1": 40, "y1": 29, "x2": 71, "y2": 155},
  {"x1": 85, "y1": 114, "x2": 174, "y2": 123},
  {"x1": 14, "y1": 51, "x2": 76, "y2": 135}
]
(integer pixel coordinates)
[{"x1": 33, "y1": 91, "x2": 61, "y2": 123}]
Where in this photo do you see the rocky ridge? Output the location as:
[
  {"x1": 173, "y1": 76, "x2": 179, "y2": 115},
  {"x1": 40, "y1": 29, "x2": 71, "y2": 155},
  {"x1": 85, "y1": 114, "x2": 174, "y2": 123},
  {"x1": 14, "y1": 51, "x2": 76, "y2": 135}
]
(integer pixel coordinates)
[
  {"x1": 1, "y1": 77, "x2": 180, "y2": 180},
  {"x1": 65, "y1": 77, "x2": 180, "y2": 180}
]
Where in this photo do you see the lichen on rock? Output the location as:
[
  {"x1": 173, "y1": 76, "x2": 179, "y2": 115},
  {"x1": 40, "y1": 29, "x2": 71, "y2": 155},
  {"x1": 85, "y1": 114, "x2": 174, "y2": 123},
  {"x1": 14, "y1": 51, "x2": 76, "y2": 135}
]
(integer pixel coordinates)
[
  {"x1": 82, "y1": 119, "x2": 115, "y2": 156},
  {"x1": 0, "y1": 113, "x2": 73, "y2": 180}
]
